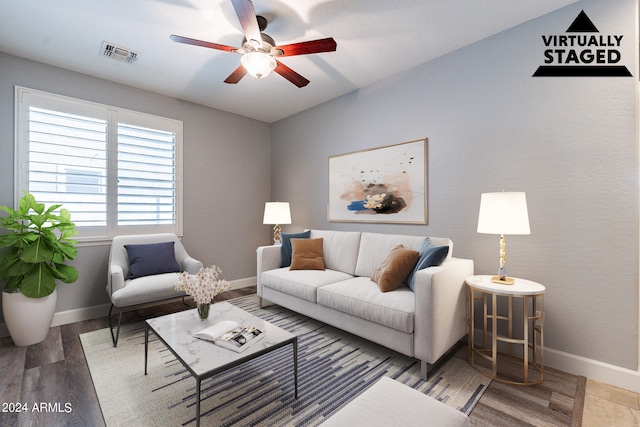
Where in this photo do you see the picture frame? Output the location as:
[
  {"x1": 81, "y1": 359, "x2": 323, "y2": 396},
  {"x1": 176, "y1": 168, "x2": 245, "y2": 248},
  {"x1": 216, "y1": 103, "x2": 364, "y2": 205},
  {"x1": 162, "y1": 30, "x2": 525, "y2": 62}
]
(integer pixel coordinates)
[{"x1": 328, "y1": 138, "x2": 428, "y2": 224}]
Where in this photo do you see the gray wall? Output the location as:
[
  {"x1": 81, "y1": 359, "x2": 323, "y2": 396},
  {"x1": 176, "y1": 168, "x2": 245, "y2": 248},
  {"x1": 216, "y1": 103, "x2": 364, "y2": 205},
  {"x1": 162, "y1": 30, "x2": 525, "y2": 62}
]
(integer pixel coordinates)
[
  {"x1": 271, "y1": 0, "x2": 639, "y2": 370},
  {"x1": 0, "y1": 53, "x2": 272, "y2": 313}
]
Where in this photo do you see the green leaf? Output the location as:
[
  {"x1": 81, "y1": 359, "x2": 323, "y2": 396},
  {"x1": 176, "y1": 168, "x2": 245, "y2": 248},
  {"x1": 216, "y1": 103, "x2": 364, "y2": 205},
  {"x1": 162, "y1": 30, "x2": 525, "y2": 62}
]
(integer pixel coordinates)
[
  {"x1": 53, "y1": 263, "x2": 78, "y2": 284},
  {"x1": 0, "y1": 217, "x2": 24, "y2": 232},
  {"x1": 59, "y1": 208, "x2": 71, "y2": 222},
  {"x1": 44, "y1": 204, "x2": 62, "y2": 215},
  {"x1": 0, "y1": 255, "x2": 22, "y2": 280},
  {"x1": 41, "y1": 229, "x2": 58, "y2": 244},
  {"x1": 21, "y1": 264, "x2": 56, "y2": 298},
  {"x1": 0, "y1": 205, "x2": 16, "y2": 215},
  {"x1": 18, "y1": 191, "x2": 34, "y2": 214},
  {"x1": 56, "y1": 243, "x2": 77, "y2": 260},
  {"x1": 60, "y1": 229, "x2": 78, "y2": 240},
  {"x1": 22, "y1": 232, "x2": 40, "y2": 242},
  {"x1": 33, "y1": 202, "x2": 45, "y2": 215},
  {"x1": 0, "y1": 233, "x2": 23, "y2": 249},
  {"x1": 29, "y1": 214, "x2": 48, "y2": 228},
  {"x1": 3, "y1": 276, "x2": 22, "y2": 293},
  {"x1": 20, "y1": 237, "x2": 53, "y2": 263},
  {"x1": 5, "y1": 260, "x2": 32, "y2": 279}
]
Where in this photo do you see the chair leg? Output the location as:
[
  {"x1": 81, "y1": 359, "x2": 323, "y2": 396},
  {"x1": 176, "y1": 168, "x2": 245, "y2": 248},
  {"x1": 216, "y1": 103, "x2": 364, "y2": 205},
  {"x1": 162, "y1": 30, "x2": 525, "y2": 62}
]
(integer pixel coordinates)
[{"x1": 108, "y1": 304, "x2": 123, "y2": 347}]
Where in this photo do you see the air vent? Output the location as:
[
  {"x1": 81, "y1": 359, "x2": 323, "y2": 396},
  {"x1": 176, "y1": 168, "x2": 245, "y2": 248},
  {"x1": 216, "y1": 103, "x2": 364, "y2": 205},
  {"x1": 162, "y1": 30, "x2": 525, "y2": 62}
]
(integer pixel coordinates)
[{"x1": 101, "y1": 41, "x2": 139, "y2": 64}]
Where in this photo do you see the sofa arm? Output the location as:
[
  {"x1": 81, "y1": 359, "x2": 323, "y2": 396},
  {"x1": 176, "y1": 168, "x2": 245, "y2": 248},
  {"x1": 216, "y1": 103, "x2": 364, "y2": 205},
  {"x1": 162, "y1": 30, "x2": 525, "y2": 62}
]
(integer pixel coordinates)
[
  {"x1": 256, "y1": 245, "x2": 282, "y2": 296},
  {"x1": 413, "y1": 257, "x2": 474, "y2": 364},
  {"x1": 180, "y1": 256, "x2": 204, "y2": 274},
  {"x1": 108, "y1": 264, "x2": 125, "y2": 299}
]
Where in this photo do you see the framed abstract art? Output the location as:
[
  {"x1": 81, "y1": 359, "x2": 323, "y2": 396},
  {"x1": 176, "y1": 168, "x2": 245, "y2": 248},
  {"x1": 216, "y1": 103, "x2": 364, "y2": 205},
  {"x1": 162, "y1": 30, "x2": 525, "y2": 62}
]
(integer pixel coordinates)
[{"x1": 328, "y1": 138, "x2": 428, "y2": 224}]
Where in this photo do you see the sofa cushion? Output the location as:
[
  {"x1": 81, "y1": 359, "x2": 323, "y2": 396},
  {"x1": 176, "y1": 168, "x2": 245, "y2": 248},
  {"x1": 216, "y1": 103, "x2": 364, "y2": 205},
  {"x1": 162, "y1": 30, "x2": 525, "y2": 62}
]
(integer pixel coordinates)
[
  {"x1": 355, "y1": 233, "x2": 423, "y2": 278},
  {"x1": 124, "y1": 241, "x2": 181, "y2": 280},
  {"x1": 355, "y1": 233, "x2": 453, "y2": 278},
  {"x1": 290, "y1": 238, "x2": 325, "y2": 270},
  {"x1": 371, "y1": 245, "x2": 419, "y2": 292},
  {"x1": 310, "y1": 230, "x2": 362, "y2": 275},
  {"x1": 112, "y1": 272, "x2": 185, "y2": 307},
  {"x1": 406, "y1": 238, "x2": 450, "y2": 291},
  {"x1": 317, "y1": 277, "x2": 415, "y2": 333},
  {"x1": 280, "y1": 231, "x2": 311, "y2": 267},
  {"x1": 261, "y1": 267, "x2": 354, "y2": 303}
]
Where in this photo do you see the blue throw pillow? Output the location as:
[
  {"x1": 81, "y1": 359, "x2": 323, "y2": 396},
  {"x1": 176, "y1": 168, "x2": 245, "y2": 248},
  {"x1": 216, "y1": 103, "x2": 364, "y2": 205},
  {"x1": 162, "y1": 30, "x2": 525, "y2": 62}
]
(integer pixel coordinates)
[
  {"x1": 280, "y1": 230, "x2": 311, "y2": 267},
  {"x1": 125, "y1": 241, "x2": 181, "y2": 280},
  {"x1": 406, "y1": 238, "x2": 449, "y2": 291}
]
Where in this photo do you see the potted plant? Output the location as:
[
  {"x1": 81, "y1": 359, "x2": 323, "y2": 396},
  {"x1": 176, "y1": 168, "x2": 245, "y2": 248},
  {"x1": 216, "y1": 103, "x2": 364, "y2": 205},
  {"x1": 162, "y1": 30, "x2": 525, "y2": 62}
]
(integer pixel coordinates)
[{"x1": 0, "y1": 191, "x2": 78, "y2": 346}]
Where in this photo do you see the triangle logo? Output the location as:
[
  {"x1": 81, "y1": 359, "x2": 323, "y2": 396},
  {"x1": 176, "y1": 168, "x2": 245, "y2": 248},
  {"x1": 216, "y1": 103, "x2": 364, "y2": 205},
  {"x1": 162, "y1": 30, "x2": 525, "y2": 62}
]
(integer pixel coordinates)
[
  {"x1": 566, "y1": 10, "x2": 599, "y2": 33},
  {"x1": 533, "y1": 9, "x2": 631, "y2": 78}
]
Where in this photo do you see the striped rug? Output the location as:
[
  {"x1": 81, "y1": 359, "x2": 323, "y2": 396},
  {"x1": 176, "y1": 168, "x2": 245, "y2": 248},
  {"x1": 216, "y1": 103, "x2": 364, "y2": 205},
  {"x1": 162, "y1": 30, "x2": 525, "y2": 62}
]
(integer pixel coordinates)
[{"x1": 81, "y1": 295, "x2": 489, "y2": 426}]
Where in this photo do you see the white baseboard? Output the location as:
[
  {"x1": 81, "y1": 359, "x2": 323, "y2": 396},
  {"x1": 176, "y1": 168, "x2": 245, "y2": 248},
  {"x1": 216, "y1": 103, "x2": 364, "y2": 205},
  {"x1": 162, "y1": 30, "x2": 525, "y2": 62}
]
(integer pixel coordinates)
[
  {"x1": 0, "y1": 277, "x2": 257, "y2": 339},
  {"x1": 228, "y1": 276, "x2": 256, "y2": 291},
  {"x1": 545, "y1": 347, "x2": 640, "y2": 394},
  {"x1": 51, "y1": 303, "x2": 112, "y2": 327}
]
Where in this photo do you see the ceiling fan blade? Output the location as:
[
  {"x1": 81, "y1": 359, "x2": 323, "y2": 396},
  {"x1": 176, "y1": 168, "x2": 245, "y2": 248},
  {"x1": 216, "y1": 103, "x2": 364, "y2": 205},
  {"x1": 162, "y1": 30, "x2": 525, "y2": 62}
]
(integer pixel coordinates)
[
  {"x1": 274, "y1": 60, "x2": 310, "y2": 88},
  {"x1": 170, "y1": 35, "x2": 237, "y2": 53},
  {"x1": 231, "y1": 0, "x2": 262, "y2": 46},
  {"x1": 224, "y1": 65, "x2": 248, "y2": 84},
  {"x1": 276, "y1": 38, "x2": 337, "y2": 57}
]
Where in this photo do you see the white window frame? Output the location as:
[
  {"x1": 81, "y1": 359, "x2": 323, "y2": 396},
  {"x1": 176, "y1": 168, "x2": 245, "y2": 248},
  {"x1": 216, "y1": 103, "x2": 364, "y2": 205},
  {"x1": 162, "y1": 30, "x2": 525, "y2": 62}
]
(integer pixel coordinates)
[{"x1": 15, "y1": 86, "x2": 183, "y2": 242}]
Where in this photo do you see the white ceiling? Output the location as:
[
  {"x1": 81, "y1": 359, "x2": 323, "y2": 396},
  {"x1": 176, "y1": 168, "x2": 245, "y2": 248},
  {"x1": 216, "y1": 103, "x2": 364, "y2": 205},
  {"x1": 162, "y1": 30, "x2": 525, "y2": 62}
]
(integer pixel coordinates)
[{"x1": 1, "y1": 0, "x2": 577, "y2": 123}]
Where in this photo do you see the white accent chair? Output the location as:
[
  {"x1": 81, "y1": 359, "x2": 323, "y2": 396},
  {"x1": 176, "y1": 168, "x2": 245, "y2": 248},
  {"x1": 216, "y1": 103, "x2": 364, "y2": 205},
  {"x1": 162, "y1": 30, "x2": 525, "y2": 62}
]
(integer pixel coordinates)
[{"x1": 107, "y1": 233, "x2": 203, "y2": 346}]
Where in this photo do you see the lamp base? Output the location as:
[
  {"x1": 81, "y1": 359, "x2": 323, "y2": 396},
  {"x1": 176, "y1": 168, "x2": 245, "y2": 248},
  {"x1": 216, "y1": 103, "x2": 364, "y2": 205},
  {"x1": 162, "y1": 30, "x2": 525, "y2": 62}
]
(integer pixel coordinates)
[
  {"x1": 491, "y1": 276, "x2": 515, "y2": 285},
  {"x1": 272, "y1": 224, "x2": 282, "y2": 245}
]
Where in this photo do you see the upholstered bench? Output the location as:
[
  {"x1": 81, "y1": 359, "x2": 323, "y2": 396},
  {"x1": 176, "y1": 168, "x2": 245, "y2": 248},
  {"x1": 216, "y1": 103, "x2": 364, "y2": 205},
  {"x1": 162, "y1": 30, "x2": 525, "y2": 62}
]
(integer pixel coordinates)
[{"x1": 321, "y1": 376, "x2": 470, "y2": 427}]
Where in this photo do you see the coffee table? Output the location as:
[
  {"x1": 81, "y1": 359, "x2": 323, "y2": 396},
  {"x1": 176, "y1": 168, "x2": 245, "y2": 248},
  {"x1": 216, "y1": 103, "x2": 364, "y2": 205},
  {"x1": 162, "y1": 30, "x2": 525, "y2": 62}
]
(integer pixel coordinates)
[{"x1": 144, "y1": 301, "x2": 298, "y2": 426}]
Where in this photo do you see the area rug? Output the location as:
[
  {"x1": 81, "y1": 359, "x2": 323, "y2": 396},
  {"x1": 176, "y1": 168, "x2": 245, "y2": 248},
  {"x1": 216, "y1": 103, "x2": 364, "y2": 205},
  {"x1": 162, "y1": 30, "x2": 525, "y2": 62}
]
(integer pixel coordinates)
[{"x1": 80, "y1": 295, "x2": 490, "y2": 426}]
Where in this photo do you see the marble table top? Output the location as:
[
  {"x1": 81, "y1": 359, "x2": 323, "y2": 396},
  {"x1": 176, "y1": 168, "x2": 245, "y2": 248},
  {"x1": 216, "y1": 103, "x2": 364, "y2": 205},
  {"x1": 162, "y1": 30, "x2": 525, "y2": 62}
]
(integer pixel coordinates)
[
  {"x1": 465, "y1": 275, "x2": 545, "y2": 296},
  {"x1": 146, "y1": 301, "x2": 296, "y2": 378}
]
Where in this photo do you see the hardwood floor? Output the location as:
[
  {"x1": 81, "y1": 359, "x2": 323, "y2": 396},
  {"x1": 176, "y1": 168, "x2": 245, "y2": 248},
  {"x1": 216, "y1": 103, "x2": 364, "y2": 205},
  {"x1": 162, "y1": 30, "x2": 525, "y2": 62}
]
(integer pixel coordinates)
[{"x1": 1, "y1": 286, "x2": 585, "y2": 426}]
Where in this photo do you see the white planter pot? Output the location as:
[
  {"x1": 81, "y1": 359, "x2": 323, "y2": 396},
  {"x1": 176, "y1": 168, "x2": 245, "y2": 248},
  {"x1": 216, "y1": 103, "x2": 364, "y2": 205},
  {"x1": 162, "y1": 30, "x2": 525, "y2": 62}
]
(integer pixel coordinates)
[{"x1": 2, "y1": 289, "x2": 57, "y2": 346}]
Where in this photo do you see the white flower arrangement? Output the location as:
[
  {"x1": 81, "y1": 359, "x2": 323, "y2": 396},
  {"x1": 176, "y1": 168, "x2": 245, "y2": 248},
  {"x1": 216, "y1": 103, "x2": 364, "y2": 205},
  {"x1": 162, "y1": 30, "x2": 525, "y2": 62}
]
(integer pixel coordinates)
[{"x1": 175, "y1": 265, "x2": 231, "y2": 306}]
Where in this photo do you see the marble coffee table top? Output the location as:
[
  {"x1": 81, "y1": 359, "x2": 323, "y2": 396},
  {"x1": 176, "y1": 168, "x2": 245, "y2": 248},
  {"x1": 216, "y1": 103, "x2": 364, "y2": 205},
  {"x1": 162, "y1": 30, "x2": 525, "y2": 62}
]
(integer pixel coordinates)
[{"x1": 146, "y1": 301, "x2": 296, "y2": 377}]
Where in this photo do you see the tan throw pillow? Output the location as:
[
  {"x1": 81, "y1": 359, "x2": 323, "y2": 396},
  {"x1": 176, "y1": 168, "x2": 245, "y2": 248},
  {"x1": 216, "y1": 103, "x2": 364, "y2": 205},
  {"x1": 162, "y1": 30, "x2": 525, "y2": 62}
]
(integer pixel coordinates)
[
  {"x1": 371, "y1": 245, "x2": 419, "y2": 292},
  {"x1": 289, "y1": 238, "x2": 325, "y2": 270}
]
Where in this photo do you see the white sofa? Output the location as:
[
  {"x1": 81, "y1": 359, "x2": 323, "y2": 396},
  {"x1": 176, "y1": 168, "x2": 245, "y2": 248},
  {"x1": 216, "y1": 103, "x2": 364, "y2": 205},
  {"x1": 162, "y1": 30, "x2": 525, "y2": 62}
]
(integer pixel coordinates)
[{"x1": 257, "y1": 230, "x2": 474, "y2": 379}]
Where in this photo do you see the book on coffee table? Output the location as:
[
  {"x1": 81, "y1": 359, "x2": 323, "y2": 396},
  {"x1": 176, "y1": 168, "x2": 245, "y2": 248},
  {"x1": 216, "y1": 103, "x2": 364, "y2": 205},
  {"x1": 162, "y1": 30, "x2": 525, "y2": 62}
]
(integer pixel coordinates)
[{"x1": 194, "y1": 320, "x2": 264, "y2": 353}]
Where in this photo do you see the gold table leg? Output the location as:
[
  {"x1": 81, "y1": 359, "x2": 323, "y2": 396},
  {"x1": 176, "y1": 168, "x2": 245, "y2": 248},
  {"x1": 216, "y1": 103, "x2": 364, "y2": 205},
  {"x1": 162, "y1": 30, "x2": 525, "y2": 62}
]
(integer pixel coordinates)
[{"x1": 467, "y1": 286, "x2": 545, "y2": 386}]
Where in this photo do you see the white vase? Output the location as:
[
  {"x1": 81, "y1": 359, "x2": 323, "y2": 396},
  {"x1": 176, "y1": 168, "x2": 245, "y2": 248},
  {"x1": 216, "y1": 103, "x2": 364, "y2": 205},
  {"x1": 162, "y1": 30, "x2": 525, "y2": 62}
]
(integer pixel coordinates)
[{"x1": 2, "y1": 289, "x2": 57, "y2": 346}]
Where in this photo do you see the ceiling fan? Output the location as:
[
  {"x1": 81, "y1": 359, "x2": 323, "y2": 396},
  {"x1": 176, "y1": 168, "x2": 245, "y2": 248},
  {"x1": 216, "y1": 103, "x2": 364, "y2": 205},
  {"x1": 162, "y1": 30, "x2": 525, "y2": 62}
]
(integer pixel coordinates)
[{"x1": 170, "y1": 0, "x2": 337, "y2": 88}]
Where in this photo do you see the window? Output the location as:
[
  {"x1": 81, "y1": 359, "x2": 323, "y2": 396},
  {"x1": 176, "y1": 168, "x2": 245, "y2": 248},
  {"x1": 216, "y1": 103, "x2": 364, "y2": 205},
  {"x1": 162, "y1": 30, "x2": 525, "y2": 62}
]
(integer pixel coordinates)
[{"x1": 15, "y1": 87, "x2": 183, "y2": 241}]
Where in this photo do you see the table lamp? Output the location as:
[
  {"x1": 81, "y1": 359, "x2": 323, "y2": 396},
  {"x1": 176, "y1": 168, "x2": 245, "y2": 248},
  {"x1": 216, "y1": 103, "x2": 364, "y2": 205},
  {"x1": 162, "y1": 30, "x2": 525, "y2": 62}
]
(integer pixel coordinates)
[
  {"x1": 263, "y1": 202, "x2": 292, "y2": 244},
  {"x1": 477, "y1": 192, "x2": 530, "y2": 285}
]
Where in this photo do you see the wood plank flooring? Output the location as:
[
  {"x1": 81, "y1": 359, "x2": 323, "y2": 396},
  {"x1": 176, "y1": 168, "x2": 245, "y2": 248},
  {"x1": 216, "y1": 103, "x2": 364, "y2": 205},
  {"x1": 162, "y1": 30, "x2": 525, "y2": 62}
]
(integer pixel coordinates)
[{"x1": 0, "y1": 286, "x2": 584, "y2": 426}]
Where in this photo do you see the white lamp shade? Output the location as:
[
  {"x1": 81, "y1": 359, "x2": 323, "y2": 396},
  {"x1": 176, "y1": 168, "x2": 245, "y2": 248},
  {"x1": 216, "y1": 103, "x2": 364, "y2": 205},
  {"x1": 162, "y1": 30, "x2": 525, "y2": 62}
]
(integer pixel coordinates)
[
  {"x1": 241, "y1": 52, "x2": 277, "y2": 79},
  {"x1": 477, "y1": 192, "x2": 530, "y2": 235},
  {"x1": 263, "y1": 202, "x2": 292, "y2": 225}
]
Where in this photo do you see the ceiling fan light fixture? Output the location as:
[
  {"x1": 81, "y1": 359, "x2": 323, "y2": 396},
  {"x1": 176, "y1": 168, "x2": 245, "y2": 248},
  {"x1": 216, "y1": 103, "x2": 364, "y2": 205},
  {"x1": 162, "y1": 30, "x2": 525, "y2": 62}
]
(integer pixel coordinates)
[{"x1": 241, "y1": 51, "x2": 276, "y2": 79}]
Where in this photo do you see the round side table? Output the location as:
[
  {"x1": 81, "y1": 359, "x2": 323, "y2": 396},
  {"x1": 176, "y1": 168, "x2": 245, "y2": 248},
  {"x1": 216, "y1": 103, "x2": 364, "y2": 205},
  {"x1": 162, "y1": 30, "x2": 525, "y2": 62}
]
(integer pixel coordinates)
[{"x1": 466, "y1": 275, "x2": 545, "y2": 386}]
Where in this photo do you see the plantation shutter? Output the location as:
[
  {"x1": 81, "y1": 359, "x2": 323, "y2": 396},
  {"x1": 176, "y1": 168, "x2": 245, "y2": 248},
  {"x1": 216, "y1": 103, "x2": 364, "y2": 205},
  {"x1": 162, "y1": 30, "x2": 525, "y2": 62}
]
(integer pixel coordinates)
[
  {"x1": 16, "y1": 87, "x2": 184, "y2": 241},
  {"x1": 117, "y1": 123, "x2": 176, "y2": 226},
  {"x1": 27, "y1": 107, "x2": 108, "y2": 227}
]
